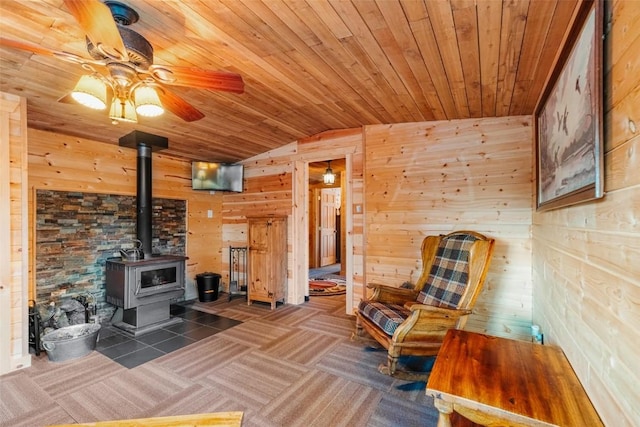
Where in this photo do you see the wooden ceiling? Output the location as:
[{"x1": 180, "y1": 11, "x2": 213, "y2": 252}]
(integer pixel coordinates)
[{"x1": 0, "y1": 0, "x2": 578, "y2": 163}]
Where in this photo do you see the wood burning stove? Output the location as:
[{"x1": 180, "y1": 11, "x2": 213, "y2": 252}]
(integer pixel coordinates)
[
  {"x1": 106, "y1": 131, "x2": 187, "y2": 336},
  {"x1": 106, "y1": 255, "x2": 187, "y2": 335},
  {"x1": 106, "y1": 256, "x2": 186, "y2": 309}
]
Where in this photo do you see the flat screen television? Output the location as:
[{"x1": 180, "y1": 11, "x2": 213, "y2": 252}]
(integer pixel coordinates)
[{"x1": 192, "y1": 162, "x2": 244, "y2": 192}]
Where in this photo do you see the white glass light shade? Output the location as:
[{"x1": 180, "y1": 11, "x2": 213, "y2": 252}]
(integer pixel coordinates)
[
  {"x1": 71, "y1": 75, "x2": 107, "y2": 110},
  {"x1": 134, "y1": 86, "x2": 164, "y2": 117},
  {"x1": 323, "y1": 162, "x2": 335, "y2": 185},
  {"x1": 109, "y1": 98, "x2": 138, "y2": 123}
]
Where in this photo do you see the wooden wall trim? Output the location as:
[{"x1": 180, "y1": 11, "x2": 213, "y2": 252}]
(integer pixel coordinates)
[
  {"x1": 1, "y1": 91, "x2": 30, "y2": 374},
  {"x1": 0, "y1": 97, "x2": 13, "y2": 375},
  {"x1": 299, "y1": 128, "x2": 362, "y2": 144}
]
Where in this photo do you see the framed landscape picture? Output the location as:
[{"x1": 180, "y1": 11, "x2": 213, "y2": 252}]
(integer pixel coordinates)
[{"x1": 534, "y1": 0, "x2": 604, "y2": 211}]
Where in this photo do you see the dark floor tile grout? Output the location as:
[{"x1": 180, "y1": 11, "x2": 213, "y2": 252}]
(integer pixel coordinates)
[{"x1": 96, "y1": 303, "x2": 241, "y2": 368}]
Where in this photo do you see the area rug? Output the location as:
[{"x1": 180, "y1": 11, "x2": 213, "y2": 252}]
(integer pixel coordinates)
[{"x1": 309, "y1": 279, "x2": 346, "y2": 296}]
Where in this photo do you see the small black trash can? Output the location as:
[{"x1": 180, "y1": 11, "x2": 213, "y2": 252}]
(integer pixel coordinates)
[{"x1": 196, "y1": 272, "x2": 221, "y2": 302}]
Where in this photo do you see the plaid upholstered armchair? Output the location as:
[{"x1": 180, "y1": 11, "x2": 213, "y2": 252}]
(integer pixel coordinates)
[{"x1": 354, "y1": 231, "x2": 495, "y2": 379}]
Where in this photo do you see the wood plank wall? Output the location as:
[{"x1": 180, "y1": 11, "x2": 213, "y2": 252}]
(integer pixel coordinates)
[
  {"x1": 532, "y1": 1, "x2": 640, "y2": 425},
  {"x1": 363, "y1": 117, "x2": 534, "y2": 340},
  {"x1": 297, "y1": 129, "x2": 365, "y2": 309},
  {"x1": 221, "y1": 143, "x2": 296, "y2": 293},
  {"x1": 1, "y1": 92, "x2": 30, "y2": 373},
  {"x1": 27, "y1": 129, "x2": 224, "y2": 304},
  {"x1": 221, "y1": 129, "x2": 364, "y2": 308},
  {"x1": 229, "y1": 118, "x2": 531, "y2": 336}
]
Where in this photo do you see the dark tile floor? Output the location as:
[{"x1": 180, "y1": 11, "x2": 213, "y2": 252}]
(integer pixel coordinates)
[{"x1": 95, "y1": 303, "x2": 241, "y2": 369}]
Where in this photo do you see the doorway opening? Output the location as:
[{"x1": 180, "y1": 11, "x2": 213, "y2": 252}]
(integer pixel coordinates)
[
  {"x1": 292, "y1": 155, "x2": 353, "y2": 312},
  {"x1": 308, "y1": 159, "x2": 346, "y2": 281}
]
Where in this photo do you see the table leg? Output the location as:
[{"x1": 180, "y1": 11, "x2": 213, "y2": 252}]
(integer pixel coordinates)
[{"x1": 433, "y1": 397, "x2": 453, "y2": 427}]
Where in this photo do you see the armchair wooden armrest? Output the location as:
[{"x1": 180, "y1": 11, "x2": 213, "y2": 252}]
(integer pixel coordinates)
[
  {"x1": 404, "y1": 302, "x2": 472, "y2": 318},
  {"x1": 396, "y1": 303, "x2": 472, "y2": 338},
  {"x1": 367, "y1": 282, "x2": 419, "y2": 304}
]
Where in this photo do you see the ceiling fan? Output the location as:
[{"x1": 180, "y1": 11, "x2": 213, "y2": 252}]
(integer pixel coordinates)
[{"x1": 0, "y1": 0, "x2": 244, "y2": 123}]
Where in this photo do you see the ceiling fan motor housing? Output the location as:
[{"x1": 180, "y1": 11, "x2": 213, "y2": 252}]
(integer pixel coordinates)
[
  {"x1": 86, "y1": 27, "x2": 153, "y2": 68},
  {"x1": 86, "y1": 1, "x2": 153, "y2": 68},
  {"x1": 104, "y1": 1, "x2": 139, "y2": 25}
]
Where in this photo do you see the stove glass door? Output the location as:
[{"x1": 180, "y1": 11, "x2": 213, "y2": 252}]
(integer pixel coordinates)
[{"x1": 139, "y1": 266, "x2": 177, "y2": 289}]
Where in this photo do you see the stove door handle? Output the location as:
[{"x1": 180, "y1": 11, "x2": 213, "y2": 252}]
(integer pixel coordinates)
[{"x1": 138, "y1": 286, "x2": 183, "y2": 297}]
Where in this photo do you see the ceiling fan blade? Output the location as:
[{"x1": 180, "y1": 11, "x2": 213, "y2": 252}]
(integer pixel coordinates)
[
  {"x1": 0, "y1": 37, "x2": 59, "y2": 58},
  {"x1": 63, "y1": 0, "x2": 127, "y2": 61},
  {"x1": 149, "y1": 65, "x2": 245, "y2": 94},
  {"x1": 156, "y1": 87, "x2": 205, "y2": 122},
  {"x1": 0, "y1": 37, "x2": 89, "y2": 64}
]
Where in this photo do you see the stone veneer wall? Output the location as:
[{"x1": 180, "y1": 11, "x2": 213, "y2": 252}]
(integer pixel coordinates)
[{"x1": 35, "y1": 190, "x2": 186, "y2": 320}]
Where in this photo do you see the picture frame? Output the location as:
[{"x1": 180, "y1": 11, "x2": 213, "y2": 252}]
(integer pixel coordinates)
[{"x1": 534, "y1": 0, "x2": 604, "y2": 211}]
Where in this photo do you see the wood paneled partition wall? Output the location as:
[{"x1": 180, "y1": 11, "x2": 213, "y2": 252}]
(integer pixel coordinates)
[
  {"x1": 363, "y1": 117, "x2": 534, "y2": 340},
  {"x1": 221, "y1": 129, "x2": 365, "y2": 311},
  {"x1": 532, "y1": 1, "x2": 640, "y2": 425},
  {"x1": 227, "y1": 118, "x2": 533, "y2": 339}
]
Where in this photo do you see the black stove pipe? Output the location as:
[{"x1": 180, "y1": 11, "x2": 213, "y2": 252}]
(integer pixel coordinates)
[
  {"x1": 119, "y1": 130, "x2": 168, "y2": 259},
  {"x1": 136, "y1": 143, "x2": 153, "y2": 257}
]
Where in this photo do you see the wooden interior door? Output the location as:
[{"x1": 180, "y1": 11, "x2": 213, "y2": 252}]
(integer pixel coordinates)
[
  {"x1": 319, "y1": 188, "x2": 339, "y2": 266},
  {"x1": 309, "y1": 189, "x2": 320, "y2": 268}
]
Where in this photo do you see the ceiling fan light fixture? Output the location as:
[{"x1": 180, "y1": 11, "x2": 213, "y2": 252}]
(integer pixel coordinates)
[
  {"x1": 134, "y1": 85, "x2": 164, "y2": 117},
  {"x1": 71, "y1": 75, "x2": 107, "y2": 110},
  {"x1": 323, "y1": 160, "x2": 336, "y2": 185},
  {"x1": 109, "y1": 97, "x2": 138, "y2": 123}
]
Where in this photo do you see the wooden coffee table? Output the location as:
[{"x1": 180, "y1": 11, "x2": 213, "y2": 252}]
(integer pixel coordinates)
[{"x1": 426, "y1": 329, "x2": 603, "y2": 427}]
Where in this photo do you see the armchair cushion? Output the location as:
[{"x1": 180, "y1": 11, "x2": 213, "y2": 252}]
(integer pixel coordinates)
[
  {"x1": 358, "y1": 300, "x2": 411, "y2": 337},
  {"x1": 416, "y1": 233, "x2": 479, "y2": 309}
]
